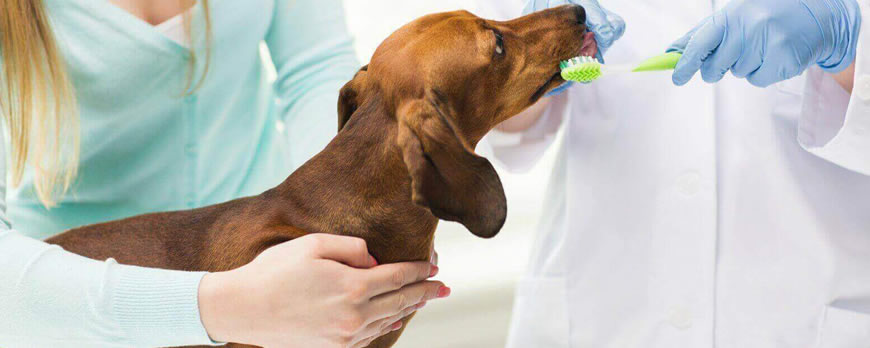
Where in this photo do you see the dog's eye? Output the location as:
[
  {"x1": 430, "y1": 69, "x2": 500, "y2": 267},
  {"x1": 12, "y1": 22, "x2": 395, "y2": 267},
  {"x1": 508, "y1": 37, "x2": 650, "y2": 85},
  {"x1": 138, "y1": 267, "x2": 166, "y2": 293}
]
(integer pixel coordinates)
[{"x1": 493, "y1": 30, "x2": 505, "y2": 56}]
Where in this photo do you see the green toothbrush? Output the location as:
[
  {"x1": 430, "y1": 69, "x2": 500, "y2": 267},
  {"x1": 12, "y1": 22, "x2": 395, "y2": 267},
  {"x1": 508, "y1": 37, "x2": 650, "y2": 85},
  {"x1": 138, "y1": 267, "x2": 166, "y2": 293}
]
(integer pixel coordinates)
[{"x1": 560, "y1": 52, "x2": 683, "y2": 83}]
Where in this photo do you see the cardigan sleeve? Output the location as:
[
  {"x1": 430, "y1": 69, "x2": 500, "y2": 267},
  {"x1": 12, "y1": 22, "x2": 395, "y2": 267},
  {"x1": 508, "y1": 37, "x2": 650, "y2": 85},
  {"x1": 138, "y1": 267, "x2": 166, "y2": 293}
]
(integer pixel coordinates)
[
  {"x1": 0, "y1": 130, "x2": 217, "y2": 347},
  {"x1": 265, "y1": 0, "x2": 361, "y2": 169}
]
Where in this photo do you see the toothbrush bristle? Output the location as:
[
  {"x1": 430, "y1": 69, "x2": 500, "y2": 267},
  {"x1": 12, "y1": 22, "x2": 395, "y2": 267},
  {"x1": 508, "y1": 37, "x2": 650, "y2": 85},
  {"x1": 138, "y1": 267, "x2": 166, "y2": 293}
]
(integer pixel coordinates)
[{"x1": 559, "y1": 55, "x2": 603, "y2": 83}]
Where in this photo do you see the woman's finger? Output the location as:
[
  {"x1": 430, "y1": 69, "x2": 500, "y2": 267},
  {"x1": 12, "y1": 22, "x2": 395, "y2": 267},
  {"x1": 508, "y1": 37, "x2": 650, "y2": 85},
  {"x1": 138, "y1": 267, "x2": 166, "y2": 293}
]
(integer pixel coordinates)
[
  {"x1": 429, "y1": 248, "x2": 438, "y2": 266},
  {"x1": 361, "y1": 261, "x2": 436, "y2": 297},
  {"x1": 352, "y1": 302, "x2": 423, "y2": 347},
  {"x1": 301, "y1": 234, "x2": 377, "y2": 269},
  {"x1": 353, "y1": 320, "x2": 404, "y2": 348},
  {"x1": 375, "y1": 302, "x2": 424, "y2": 330},
  {"x1": 364, "y1": 280, "x2": 446, "y2": 320}
]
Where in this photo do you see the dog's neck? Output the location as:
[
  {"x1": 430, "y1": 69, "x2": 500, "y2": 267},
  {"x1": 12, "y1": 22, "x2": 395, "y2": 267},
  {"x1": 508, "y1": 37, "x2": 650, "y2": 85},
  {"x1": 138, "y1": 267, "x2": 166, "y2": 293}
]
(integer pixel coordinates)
[{"x1": 269, "y1": 98, "x2": 437, "y2": 263}]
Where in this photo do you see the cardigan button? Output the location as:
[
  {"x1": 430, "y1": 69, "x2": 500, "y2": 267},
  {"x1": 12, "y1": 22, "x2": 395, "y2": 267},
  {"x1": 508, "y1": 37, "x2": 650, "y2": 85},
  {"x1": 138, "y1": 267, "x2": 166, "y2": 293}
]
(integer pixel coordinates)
[{"x1": 185, "y1": 144, "x2": 196, "y2": 155}]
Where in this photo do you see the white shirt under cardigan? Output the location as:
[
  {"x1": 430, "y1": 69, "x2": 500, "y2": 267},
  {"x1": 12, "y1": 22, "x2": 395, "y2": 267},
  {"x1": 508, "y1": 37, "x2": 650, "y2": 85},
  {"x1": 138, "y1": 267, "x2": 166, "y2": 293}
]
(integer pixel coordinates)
[{"x1": 472, "y1": 0, "x2": 870, "y2": 347}]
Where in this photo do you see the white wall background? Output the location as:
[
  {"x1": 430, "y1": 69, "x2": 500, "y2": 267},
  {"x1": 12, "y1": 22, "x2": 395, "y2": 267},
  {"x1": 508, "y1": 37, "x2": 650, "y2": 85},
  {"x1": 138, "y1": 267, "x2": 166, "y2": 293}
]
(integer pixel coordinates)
[{"x1": 342, "y1": 2, "x2": 559, "y2": 347}]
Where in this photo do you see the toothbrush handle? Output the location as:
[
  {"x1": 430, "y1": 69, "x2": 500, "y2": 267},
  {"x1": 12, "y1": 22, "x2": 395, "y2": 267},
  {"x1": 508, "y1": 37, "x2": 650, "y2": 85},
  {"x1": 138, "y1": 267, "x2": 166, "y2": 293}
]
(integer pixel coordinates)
[
  {"x1": 603, "y1": 65, "x2": 634, "y2": 74},
  {"x1": 632, "y1": 52, "x2": 683, "y2": 72}
]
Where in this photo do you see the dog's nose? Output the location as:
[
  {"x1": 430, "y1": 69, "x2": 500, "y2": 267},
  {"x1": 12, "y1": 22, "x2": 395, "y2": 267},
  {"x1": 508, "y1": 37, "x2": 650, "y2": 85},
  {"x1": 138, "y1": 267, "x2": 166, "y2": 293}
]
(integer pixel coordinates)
[{"x1": 572, "y1": 4, "x2": 586, "y2": 25}]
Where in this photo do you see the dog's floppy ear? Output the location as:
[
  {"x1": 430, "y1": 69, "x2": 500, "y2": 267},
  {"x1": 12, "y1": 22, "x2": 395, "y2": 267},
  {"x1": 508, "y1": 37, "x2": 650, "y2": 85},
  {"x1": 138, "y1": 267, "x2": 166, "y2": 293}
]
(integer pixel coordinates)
[
  {"x1": 397, "y1": 99, "x2": 507, "y2": 238},
  {"x1": 337, "y1": 65, "x2": 369, "y2": 131}
]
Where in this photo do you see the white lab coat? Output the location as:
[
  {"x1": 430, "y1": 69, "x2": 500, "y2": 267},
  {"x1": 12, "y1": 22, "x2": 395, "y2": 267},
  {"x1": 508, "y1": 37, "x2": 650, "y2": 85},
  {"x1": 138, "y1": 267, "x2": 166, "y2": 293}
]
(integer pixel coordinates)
[{"x1": 470, "y1": 0, "x2": 870, "y2": 347}]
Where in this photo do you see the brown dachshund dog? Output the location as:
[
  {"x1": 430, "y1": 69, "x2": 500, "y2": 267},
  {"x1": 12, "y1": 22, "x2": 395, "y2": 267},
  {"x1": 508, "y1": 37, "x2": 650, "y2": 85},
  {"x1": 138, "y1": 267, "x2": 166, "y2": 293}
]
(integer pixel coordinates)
[{"x1": 47, "y1": 5, "x2": 596, "y2": 348}]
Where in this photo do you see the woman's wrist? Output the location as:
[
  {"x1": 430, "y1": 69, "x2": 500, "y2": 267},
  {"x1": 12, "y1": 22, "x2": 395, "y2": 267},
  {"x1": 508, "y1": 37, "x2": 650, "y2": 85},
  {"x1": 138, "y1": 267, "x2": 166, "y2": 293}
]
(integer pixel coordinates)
[
  {"x1": 198, "y1": 271, "x2": 238, "y2": 344},
  {"x1": 831, "y1": 62, "x2": 856, "y2": 93},
  {"x1": 194, "y1": 235, "x2": 445, "y2": 347}
]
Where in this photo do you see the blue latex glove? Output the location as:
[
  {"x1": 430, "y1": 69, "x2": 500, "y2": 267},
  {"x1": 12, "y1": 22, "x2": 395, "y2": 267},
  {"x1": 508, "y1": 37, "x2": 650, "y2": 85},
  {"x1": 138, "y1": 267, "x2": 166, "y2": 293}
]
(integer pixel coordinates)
[
  {"x1": 669, "y1": 0, "x2": 862, "y2": 88},
  {"x1": 523, "y1": 0, "x2": 626, "y2": 94}
]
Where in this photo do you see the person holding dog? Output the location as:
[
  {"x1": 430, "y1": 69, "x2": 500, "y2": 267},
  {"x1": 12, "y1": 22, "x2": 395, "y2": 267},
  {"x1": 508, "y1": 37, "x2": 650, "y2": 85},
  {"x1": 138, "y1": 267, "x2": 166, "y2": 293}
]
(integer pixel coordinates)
[
  {"x1": 475, "y1": 0, "x2": 870, "y2": 346},
  {"x1": 0, "y1": 1, "x2": 446, "y2": 347}
]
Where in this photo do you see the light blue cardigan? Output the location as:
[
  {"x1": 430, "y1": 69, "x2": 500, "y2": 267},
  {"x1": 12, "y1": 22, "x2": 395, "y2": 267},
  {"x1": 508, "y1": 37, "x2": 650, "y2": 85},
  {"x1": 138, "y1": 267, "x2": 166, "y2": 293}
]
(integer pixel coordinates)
[{"x1": 0, "y1": 0, "x2": 359, "y2": 346}]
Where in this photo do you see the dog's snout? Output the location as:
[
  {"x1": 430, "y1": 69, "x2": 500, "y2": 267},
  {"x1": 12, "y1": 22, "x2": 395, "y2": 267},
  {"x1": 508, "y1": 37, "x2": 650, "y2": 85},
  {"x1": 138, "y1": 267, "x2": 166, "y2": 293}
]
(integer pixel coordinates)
[{"x1": 573, "y1": 5, "x2": 586, "y2": 25}]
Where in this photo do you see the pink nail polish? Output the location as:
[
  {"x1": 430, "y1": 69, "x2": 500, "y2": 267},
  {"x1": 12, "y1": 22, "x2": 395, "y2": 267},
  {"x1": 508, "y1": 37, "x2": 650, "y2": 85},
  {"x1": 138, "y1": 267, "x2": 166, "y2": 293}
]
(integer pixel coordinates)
[
  {"x1": 391, "y1": 321, "x2": 403, "y2": 331},
  {"x1": 437, "y1": 286, "x2": 451, "y2": 298},
  {"x1": 370, "y1": 255, "x2": 378, "y2": 266},
  {"x1": 429, "y1": 265, "x2": 439, "y2": 277}
]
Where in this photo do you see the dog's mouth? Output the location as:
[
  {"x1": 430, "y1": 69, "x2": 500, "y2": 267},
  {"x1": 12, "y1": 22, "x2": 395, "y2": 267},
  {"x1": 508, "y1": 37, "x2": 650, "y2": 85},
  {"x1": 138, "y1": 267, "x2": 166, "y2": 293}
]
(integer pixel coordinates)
[
  {"x1": 531, "y1": 71, "x2": 565, "y2": 102},
  {"x1": 530, "y1": 31, "x2": 598, "y2": 102}
]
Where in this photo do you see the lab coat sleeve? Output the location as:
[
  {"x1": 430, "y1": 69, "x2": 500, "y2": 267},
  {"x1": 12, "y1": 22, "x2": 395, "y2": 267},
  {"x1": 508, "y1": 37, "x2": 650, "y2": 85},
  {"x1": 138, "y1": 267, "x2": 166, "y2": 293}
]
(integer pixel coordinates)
[
  {"x1": 798, "y1": 1, "x2": 870, "y2": 175},
  {"x1": 480, "y1": 92, "x2": 569, "y2": 173},
  {"x1": 265, "y1": 0, "x2": 361, "y2": 169},
  {"x1": 0, "y1": 132, "x2": 217, "y2": 346}
]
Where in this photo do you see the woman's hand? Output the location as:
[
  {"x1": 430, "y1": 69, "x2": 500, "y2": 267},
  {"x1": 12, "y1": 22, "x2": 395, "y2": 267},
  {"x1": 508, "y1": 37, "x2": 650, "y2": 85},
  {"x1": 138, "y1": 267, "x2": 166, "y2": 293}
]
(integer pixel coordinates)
[{"x1": 198, "y1": 234, "x2": 449, "y2": 348}]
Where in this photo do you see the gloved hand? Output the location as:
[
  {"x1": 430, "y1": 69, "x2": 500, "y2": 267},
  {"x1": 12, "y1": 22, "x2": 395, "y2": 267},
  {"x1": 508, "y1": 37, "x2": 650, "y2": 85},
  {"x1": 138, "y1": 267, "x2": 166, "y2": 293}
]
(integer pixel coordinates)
[
  {"x1": 523, "y1": 0, "x2": 626, "y2": 94},
  {"x1": 669, "y1": 0, "x2": 862, "y2": 88},
  {"x1": 524, "y1": 0, "x2": 625, "y2": 61}
]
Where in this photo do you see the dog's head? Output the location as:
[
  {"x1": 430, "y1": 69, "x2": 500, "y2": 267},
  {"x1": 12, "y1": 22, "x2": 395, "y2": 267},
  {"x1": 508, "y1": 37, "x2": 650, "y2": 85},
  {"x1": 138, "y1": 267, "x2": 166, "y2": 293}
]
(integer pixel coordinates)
[{"x1": 338, "y1": 5, "x2": 595, "y2": 238}]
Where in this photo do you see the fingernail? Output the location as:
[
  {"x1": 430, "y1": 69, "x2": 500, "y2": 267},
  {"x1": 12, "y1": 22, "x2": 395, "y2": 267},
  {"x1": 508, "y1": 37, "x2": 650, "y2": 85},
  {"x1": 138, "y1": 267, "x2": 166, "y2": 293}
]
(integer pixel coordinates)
[
  {"x1": 391, "y1": 321, "x2": 403, "y2": 331},
  {"x1": 415, "y1": 302, "x2": 427, "y2": 309},
  {"x1": 429, "y1": 265, "x2": 439, "y2": 277},
  {"x1": 437, "y1": 286, "x2": 451, "y2": 298},
  {"x1": 370, "y1": 256, "x2": 378, "y2": 266}
]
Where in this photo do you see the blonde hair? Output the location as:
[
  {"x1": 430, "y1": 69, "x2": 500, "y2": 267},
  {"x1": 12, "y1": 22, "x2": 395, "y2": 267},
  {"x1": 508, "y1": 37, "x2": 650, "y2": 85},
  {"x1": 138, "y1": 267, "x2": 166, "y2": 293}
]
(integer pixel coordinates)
[{"x1": 0, "y1": 0, "x2": 211, "y2": 207}]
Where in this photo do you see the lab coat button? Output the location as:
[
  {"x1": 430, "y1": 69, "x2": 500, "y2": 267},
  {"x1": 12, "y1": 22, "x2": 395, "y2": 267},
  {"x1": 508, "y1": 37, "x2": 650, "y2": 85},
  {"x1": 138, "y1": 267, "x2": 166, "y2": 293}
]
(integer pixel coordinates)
[
  {"x1": 676, "y1": 171, "x2": 702, "y2": 196},
  {"x1": 856, "y1": 75, "x2": 870, "y2": 102},
  {"x1": 667, "y1": 307, "x2": 693, "y2": 330}
]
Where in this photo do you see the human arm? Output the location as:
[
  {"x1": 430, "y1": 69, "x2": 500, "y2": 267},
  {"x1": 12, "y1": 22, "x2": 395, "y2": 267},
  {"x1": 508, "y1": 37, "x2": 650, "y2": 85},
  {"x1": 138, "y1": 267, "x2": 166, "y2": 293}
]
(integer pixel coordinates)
[
  {"x1": 264, "y1": 0, "x2": 361, "y2": 169},
  {"x1": 669, "y1": 0, "x2": 870, "y2": 174},
  {"x1": 1, "y1": 219, "x2": 443, "y2": 348},
  {"x1": 833, "y1": 62, "x2": 856, "y2": 92},
  {"x1": 0, "y1": 128, "x2": 215, "y2": 347},
  {"x1": 483, "y1": 95, "x2": 567, "y2": 173},
  {"x1": 798, "y1": 10, "x2": 870, "y2": 176},
  {"x1": 1, "y1": 134, "x2": 444, "y2": 348},
  {"x1": 669, "y1": 0, "x2": 861, "y2": 87},
  {"x1": 199, "y1": 234, "x2": 446, "y2": 348}
]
